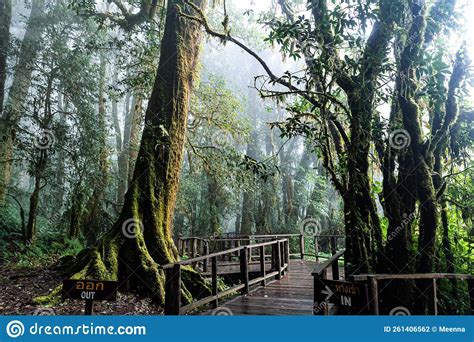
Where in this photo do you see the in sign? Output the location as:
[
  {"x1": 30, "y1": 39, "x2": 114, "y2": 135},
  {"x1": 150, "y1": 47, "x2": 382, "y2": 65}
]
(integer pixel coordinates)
[{"x1": 314, "y1": 279, "x2": 368, "y2": 314}]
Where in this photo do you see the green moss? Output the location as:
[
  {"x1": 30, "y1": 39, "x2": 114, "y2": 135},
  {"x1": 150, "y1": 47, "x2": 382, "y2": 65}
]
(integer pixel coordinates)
[
  {"x1": 181, "y1": 266, "x2": 211, "y2": 303},
  {"x1": 33, "y1": 285, "x2": 62, "y2": 306}
]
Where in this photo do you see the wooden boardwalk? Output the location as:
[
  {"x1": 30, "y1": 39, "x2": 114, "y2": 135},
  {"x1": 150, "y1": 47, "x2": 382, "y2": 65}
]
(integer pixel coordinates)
[
  {"x1": 201, "y1": 259, "x2": 344, "y2": 315},
  {"x1": 163, "y1": 235, "x2": 346, "y2": 315},
  {"x1": 173, "y1": 235, "x2": 474, "y2": 316}
]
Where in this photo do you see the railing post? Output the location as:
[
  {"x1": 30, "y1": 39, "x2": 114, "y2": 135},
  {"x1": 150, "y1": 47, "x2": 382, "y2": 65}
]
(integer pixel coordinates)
[
  {"x1": 368, "y1": 276, "x2": 379, "y2": 315},
  {"x1": 314, "y1": 236, "x2": 319, "y2": 263},
  {"x1": 321, "y1": 268, "x2": 328, "y2": 280},
  {"x1": 240, "y1": 247, "x2": 249, "y2": 294},
  {"x1": 313, "y1": 275, "x2": 325, "y2": 316},
  {"x1": 177, "y1": 237, "x2": 182, "y2": 256},
  {"x1": 234, "y1": 240, "x2": 240, "y2": 258},
  {"x1": 468, "y1": 279, "x2": 474, "y2": 315},
  {"x1": 279, "y1": 241, "x2": 285, "y2": 274},
  {"x1": 249, "y1": 240, "x2": 253, "y2": 262},
  {"x1": 192, "y1": 238, "x2": 198, "y2": 258},
  {"x1": 259, "y1": 245, "x2": 266, "y2": 286},
  {"x1": 165, "y1": 264, "x2": 181, "y2": 315},
  {"x1": 299, "y1": 234, "x2": 305, "y2": 260},
  {"x1": 276, "y1": 241, "x2": 282, "y2": 280},
  {"x1": 218, "y1": 239, "x2": 223, "y2": 258},
  {"x1": 285, "y1": 240, "x2": 290, "y2": 272},
  {"x1": 330, "y1": 236, "x2": 339, "y2": 280},
  {"x1": 271, "y1": 242, "x2": 277, "y2": 272},
  {"x1": 433, "y1": 279, "x2": 438, "y2": 315},
  {"x1": 211, "y1": 256, "x2": 218, "y2": 308},
  {"x1": 203, "y1": 242, "x2": 209, "y2": 272}
]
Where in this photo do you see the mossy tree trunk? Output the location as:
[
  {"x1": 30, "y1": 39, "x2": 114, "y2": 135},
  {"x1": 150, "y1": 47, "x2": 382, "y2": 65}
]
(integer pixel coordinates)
[
  {"x1": 66, "y1": 0, "x2": 208, "y2": 305},
  {"x1": 396, "y1": 0, "x2": 466, "y2": 313},
  {"x1": 276, "y1": 0, "x2": 402, "y2": 275},
  {"x1": 341, "y1": 0, "x2": 402, "y2": 273}
]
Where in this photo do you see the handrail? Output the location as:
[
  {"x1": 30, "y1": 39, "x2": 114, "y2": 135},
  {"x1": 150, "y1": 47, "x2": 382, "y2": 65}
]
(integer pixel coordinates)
[
  {"x1": 179, "y1": 236, "x2": 209, "y2": 242},
  {"x1": 353, "y1": 273, "x2": 474, "y2": 281},
  {"x1": 178, "y1": 233, "x2": 344, "y2": 262},
  {"x1": 312, "y1": 249, "x2": 345, "y2": 316},
  {"x1": 210, "y1": 234, "x2": 344, "y2": 239},
  {"x1": 164, "y1": 238, "x2": 290, "y2": 315},
  {"x1": 313, "y1": 258, "x2": 474, "y2": 316},
  {"x1": 312, "y1": 250, "x2": 345, "y2": 276},
  {"x1": 162, "y1": 239, "x2": 285, "y2": 269},
  {"x1": 354, "y1": 273, "x2": 474, "y2": 315}
]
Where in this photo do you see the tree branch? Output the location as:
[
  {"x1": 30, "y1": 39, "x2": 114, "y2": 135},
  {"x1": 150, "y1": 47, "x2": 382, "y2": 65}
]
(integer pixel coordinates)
[
  {"x1": 430, "y1": 46, "x2": 468, "y2": 153},
  {"x1": 177, "y1": 0, "x2": 322, "y2": 109}
]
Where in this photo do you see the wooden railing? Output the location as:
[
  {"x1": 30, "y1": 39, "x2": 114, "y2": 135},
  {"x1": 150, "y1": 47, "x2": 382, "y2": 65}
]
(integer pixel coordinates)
[
  {"x1": 312, "y1": 249, "x2": 345, "y2": 315},
  {"x1": 312, "y1": 252, "x2": 474, "y2": 315},
  {"x1": 162, "y1": 239, "x2": 290, "y2": 315},
  {"x1": 313, "y1": 250, "x2": 345, "y2": 281},
  {"x1": 177, "y1": 233, "x2": 343, "y2": 263},
  {"x1": 177, "y1": 237, "x2": 209, "y2": 260},
  {"x1": 353, "y1": 273, "x2": 474, "y2": 315}
]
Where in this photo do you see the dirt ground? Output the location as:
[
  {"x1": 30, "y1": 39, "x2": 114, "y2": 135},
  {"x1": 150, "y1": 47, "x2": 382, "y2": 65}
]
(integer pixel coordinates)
[{"x1": 0, "y1": 265, "x2": 163, "y2": 315}]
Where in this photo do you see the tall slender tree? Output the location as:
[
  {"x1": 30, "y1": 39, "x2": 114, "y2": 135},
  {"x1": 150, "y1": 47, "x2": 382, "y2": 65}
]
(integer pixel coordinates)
[
  {"x1": 0, "y1": 0, "x2": 11, "y2": 116},
  {"x1": 0, "y1": 0, "x2": 45, "y2": 203}
]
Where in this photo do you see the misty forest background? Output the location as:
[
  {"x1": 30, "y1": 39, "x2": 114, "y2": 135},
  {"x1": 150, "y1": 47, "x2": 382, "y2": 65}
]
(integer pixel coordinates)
[{"x1": 0, "y1": 0, "x2": 473, "y2": 315}]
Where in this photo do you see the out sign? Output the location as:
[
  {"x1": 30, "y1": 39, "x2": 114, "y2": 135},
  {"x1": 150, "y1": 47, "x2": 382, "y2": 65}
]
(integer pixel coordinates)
[{"x1": 62, "y1": 279, "x2": 118, "y2": 301}]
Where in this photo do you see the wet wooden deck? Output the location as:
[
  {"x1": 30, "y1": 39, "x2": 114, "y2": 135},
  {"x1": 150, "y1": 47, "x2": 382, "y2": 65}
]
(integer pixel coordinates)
[{"x1": 201, "y1": 259, "x2": 344, "y2": 315}]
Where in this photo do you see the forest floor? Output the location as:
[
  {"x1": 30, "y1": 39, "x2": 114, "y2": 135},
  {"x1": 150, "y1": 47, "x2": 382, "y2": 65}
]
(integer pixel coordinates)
[{"x1": 0, "y1": 264, "x2": 163, "y2": 315}]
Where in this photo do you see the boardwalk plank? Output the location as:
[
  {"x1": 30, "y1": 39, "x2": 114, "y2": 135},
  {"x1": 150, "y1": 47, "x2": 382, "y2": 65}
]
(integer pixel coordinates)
[{"x1": 198, "y1": 259, "x2": 343, "y2": 315}]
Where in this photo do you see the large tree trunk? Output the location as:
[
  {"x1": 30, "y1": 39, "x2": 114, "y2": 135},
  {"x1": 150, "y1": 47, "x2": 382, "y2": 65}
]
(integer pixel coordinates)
[
  {"x1": 344, "y1": 94, "x2": 384, "y2": 274},
  {"x1": 45, "y1": 0, "x2": 209, "y2": 305},
  {"x1": 0, "y1": 0, "x2": 45, "y2": 203},
  {"x1": 396, "y1": 0, "x2": 437, "y2": 314}
]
